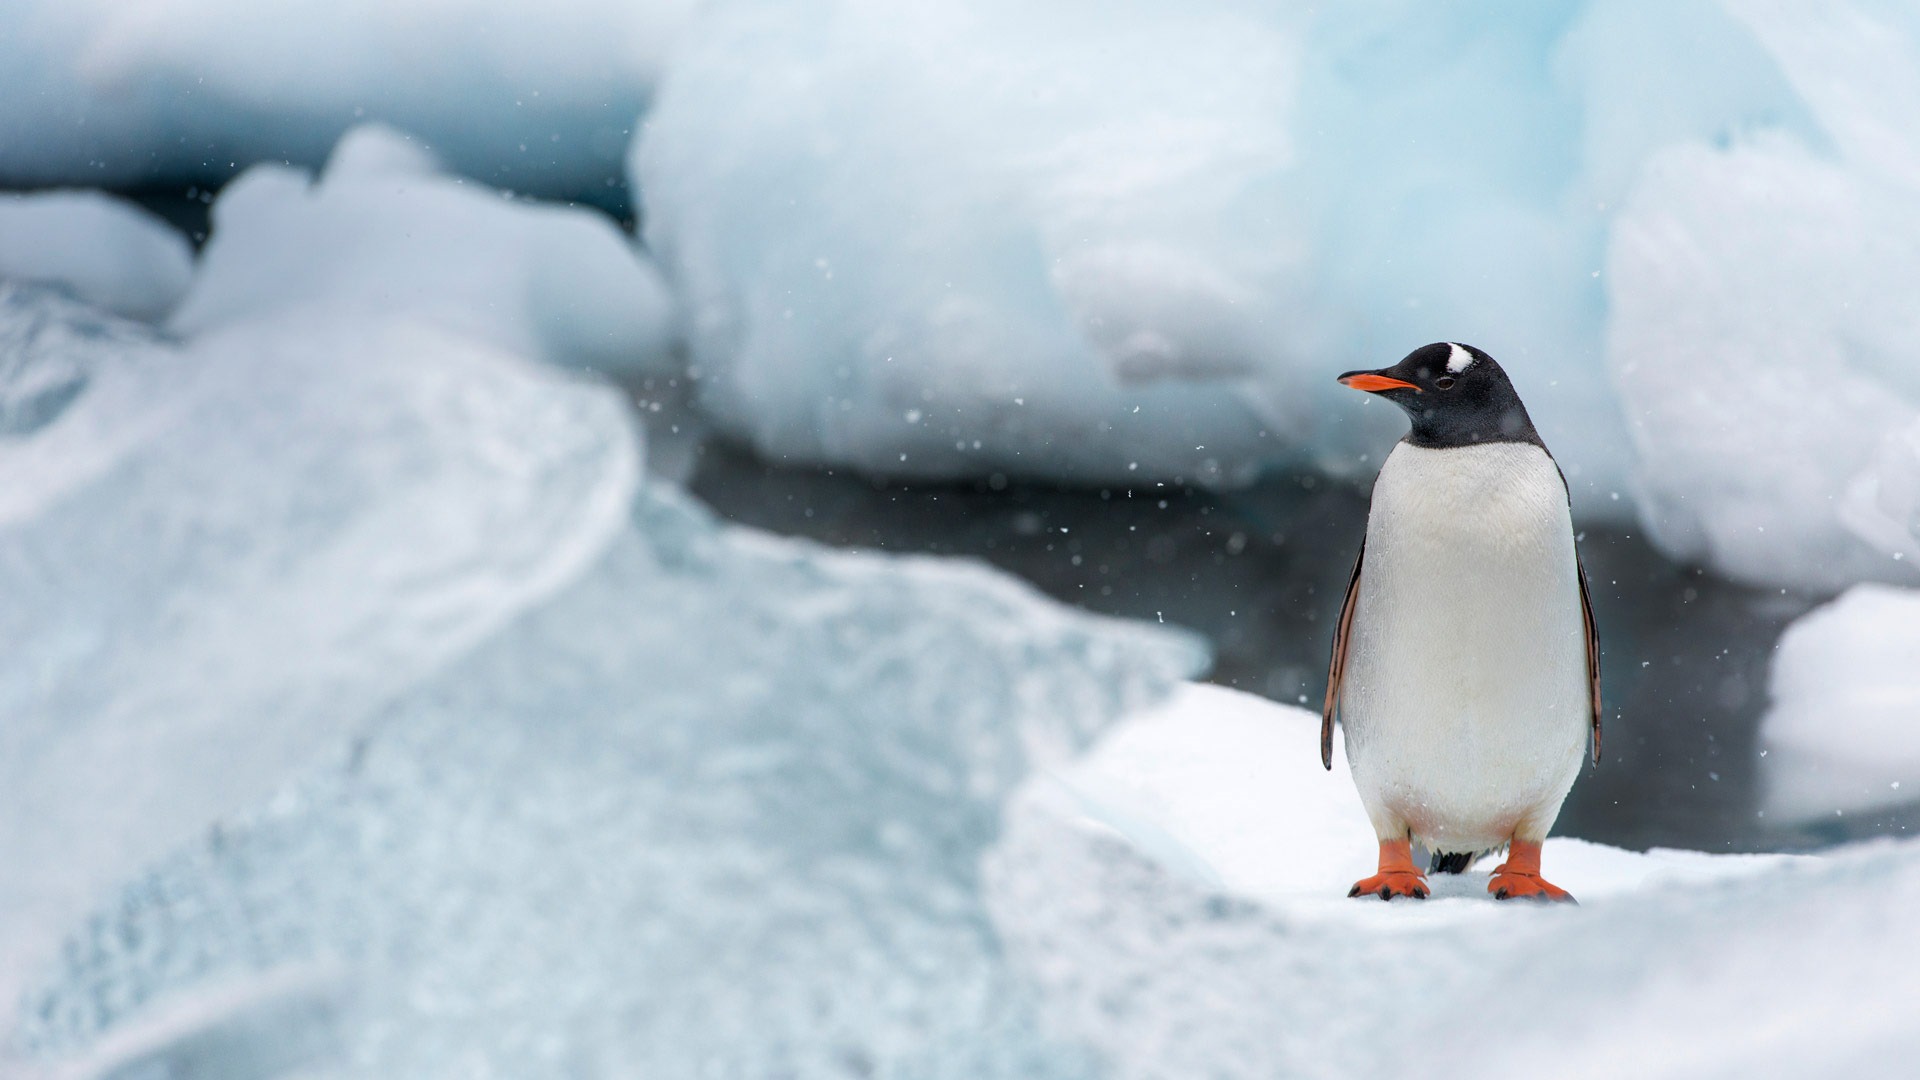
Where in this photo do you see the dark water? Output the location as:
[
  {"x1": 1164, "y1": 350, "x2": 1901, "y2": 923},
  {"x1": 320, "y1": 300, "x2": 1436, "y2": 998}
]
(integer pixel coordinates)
[{"x1": 688, "y1": 440, "x2": 1855, "y2": 855}]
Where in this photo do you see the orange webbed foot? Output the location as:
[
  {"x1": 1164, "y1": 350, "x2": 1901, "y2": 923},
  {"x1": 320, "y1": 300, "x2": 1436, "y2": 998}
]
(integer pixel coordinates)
[
  {"x1": 1348, "y1": 870, "x2": 1428, "y2": 901},
  {"x1": 1487, "y1": 869, "x2": 1575, "y2": 903},
  {"x1": 1347, "y1": 837, "x2": 1427, "y2": 901},
  {"x1": 1487, "y1": 839, "x2": 1577, "y2": 904}
]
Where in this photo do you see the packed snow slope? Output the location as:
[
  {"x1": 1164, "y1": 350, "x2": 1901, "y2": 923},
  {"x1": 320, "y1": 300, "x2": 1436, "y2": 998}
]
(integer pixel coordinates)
[
  {"x1": 0, "y1": 126, "x2": 675, "y2": 1024},
  {"x1": 988, "y1": 684, "x2": 1920, "y2": 1078}
]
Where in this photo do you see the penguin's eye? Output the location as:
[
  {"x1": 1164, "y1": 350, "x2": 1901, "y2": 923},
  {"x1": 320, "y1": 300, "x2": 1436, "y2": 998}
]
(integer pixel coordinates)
[{"x1": 1435, "y1": 376, "x2": 1457, "y2": 390}]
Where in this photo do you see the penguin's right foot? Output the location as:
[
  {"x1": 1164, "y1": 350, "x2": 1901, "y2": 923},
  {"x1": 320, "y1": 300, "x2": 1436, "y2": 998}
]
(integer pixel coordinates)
[{"x1": 1347, "y1": 838, "x2": 1429, "y2": 900}]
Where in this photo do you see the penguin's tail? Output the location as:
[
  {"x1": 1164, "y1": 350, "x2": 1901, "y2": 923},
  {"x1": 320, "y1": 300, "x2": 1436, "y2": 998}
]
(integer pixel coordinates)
[{"x1": 1429, "y1": 850, "x2": 1478, "y2": 874}]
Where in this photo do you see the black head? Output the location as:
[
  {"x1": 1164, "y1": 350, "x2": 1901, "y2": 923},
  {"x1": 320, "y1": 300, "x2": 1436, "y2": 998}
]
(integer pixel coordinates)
[{"x1": 1336, "y1": 342, "x2": 1542, "y2": 450}]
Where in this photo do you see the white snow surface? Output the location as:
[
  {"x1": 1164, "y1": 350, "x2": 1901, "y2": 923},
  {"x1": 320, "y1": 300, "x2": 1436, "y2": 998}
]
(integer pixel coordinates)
[
  {"x1": 987, "y1": 683, "x2": 1920, "y2": 1078},
  {"x1": 0, "y1": 0, "x2": 699, "y2": 198},
  {"x1": 0, "y1": 192, "x2": 192, "y2": 320},
  {"x1": 1761, "y1": 584, "x2": 1920, "y2": 821}
]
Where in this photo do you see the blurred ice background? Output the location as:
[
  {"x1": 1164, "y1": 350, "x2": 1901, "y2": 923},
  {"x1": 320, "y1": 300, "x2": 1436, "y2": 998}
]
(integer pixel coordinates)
[{"x1": 2, "y1": 1, "x2": 1919, "y2": 1076}]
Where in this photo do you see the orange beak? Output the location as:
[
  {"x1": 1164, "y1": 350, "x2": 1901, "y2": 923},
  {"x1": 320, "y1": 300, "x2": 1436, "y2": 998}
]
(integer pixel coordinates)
[{"x1": 1338, "y1": 372, "x2": 1420, "y2": 393}]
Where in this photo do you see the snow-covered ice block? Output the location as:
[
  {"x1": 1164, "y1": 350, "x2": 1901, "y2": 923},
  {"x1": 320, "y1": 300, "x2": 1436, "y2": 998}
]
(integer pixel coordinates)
[
  {"x1": 0, "y1": 0, "x2": 697, "y2": 198},
  {"x1": 10, "y1": 487, "x2": 1204, "y2": 1078},
  {"x1": 0, "y1": 192, "x2": 192, "y2": 320},
  {"x1": 1605, "y1": 1, "x2": 1920, "y2": 590},
  {"x1": 983, "y1": 684, "x2": 1920, "y2": 1077},
  {"x1": 1761, "y1": 584, "x2": 1920, "y2": 821},
  {"x1": 174, "y1": 125, "x2": 680, "y2": 378},
  {"x1": 0, "y1": 223, "x2": 640, "y2": 1015},
  {"x1": 633, "y1": 0, "x2": 1835, "y2": 505},
  {"x1": 635, "y1": 0, "x2": 1309, "y2": 490}
]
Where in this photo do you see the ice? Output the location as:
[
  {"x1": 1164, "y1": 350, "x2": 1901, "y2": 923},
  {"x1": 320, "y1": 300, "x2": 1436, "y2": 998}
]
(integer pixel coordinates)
[
  {"x1": 1760, "y1": 584, "x2": 1920, "y2": 821},
  {"x1": 0, "y1": 135, "x2": 654, "y2": 1020},
  {"x1": 0, "y1": 0, "x2": 697, "y2": 199},
  {"x1": 986, "y1": 683, "x2": 1920, "y2": 1078},
  {"x1": 630, "y1": 0, "x2": 1854, "y2": 507},
  {"x1": 634, "y1": 0, "x2": 1310, "y2": 490},
  {"x1": 174, "y1": 125, "x2": 680, "y2": 379},
  {"x1": 1604, "y1": 1, "x2": 1920, "y2": 590},
  {"x1": 0, "y1": 192, "x2": 192, "y2": 320},
  {"x1": 10, "y1": 486, "x2": 1203, "y2": 1077}
]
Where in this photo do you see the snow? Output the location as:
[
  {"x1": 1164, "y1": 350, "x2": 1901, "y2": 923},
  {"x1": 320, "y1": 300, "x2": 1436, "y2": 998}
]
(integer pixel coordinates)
[
  {"x1": 0, "y1": 0, "x2": 698, "y2": 199},
  {"x1": 9, "y1": 489, "x2": 1202, "y2": 1077},
  {"x1": 1604, "y1": 2, "x2": 1920, "y2": 591},
  {"x1": 986, "y1": 683, "x2": 1920, "y2": 1078},
  {"x1": 174, "y1": 125, "x2": 680, "y2": 378},
  {"x1": 0, "y1": 192, "x2": 192, "y2": 320},
  {"x1": 1761, "y1": 584, "x2": 1920, "y2": 821}
]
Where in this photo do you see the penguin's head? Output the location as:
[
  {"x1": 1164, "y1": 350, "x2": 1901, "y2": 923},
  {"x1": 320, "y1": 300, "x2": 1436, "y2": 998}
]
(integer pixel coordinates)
[{"x1": 1337, "y1": 342, "x2": 1541, "y2": 449}]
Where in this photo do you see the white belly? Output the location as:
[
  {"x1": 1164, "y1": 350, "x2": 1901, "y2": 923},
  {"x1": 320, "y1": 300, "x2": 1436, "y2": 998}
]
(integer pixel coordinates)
[{"x1": 1340, "y1": 441, "x2": 1589, "y2": 852}]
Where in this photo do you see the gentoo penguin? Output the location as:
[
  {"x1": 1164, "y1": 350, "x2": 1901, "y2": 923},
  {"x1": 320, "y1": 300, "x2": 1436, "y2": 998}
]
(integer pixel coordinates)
[{"x1": 1323, "y1": 342, "x2": 1600, "y2": 902}]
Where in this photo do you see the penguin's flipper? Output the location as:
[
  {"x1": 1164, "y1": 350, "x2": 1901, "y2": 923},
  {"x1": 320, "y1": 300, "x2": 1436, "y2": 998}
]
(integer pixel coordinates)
[
  {"x1": 1577, "y1": 557, "x2": 1602, "y2": 765},
  {"x1": 1322, "y1": 540, "x2": 1366, "y2": 771}
]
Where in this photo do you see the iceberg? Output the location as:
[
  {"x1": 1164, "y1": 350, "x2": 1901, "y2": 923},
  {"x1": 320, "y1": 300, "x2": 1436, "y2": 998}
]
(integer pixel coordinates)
[
  {"x1": 0, "y1": 128, "x2": 671, "y2": 1021},
  {"x1": 174, "y1": 126, "x2": 680, "y2": 379},
  {"x1": 1760, "y1": 584, "x2": 1920, "y2": 823},
  {"x1": 11, "y1": 485, "x2": 1202, "y2": 1077},
  {"x1": 632, "y1": 0, "x2": 1853, "y2": 514},
  {"x1": 0, "y1": 0, "x2": 697, "y2": 200},
  {"x1": 0, "y1": 192, "x2": 193, "y2": 320},
  {"x1": 1604, "y1": 1, "x2": 1920, "y2": 590}
]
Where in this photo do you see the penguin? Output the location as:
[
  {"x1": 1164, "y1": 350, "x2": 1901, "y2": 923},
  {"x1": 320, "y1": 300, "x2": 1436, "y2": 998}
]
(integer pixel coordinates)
[{"x1": 1323, "y1": 342, "x2": 1600, "y2": 902}]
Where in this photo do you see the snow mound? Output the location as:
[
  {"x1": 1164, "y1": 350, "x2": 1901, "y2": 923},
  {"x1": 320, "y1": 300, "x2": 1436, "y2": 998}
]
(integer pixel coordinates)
[
  {"x1": 1605, "y1": 2, "x2": 1920, "y2": 590},
  {"x1": 1761, "y1": 584, "x2": 1920, "y2": 821},
  {"x1": 987, "y1": 684, "x2": 1919, "y2": 1078},
  {"x1": 0, "y1": 192, "x2": 192, "y2": 320},
  {"x1": 0, "y1": 0, "x2": 698, "y2": 199},
  {"x1": 174, "y1": 125, "x2": 679, "y2": 378},
  {"x1": 11, "y1": 487, "x2": 1203, "y2": 1077},
  {"x1": 0, "y1": 144, "x2": 650, "y2": 1017}
]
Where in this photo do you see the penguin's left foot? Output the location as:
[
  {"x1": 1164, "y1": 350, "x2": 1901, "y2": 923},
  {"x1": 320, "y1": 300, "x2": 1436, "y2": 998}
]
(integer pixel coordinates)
[
  {"x1": 1348, "y1": 838, "x2": 1428, "y2": 900},
  {"x1": 1487, "y1": 839, "x2": 1577, "y2": 904}
]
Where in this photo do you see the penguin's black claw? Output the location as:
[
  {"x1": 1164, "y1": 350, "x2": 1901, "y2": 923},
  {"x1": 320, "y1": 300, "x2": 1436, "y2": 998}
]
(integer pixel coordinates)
[
  {"x1": 1348, "y1": 884, "x2": 1362, "y2": 898},
  {"x1": 1494, "y1": 887, "x2": 1510, "y2": 900},
  {"x1": 1377, "y1": 886, "x2": 1393, "y2": 901}
]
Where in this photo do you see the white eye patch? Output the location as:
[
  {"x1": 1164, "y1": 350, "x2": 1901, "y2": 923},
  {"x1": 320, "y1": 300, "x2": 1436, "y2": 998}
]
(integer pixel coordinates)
[{"x1": 1446, "y1": 342, "x2": 1474, "y2": 374}]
